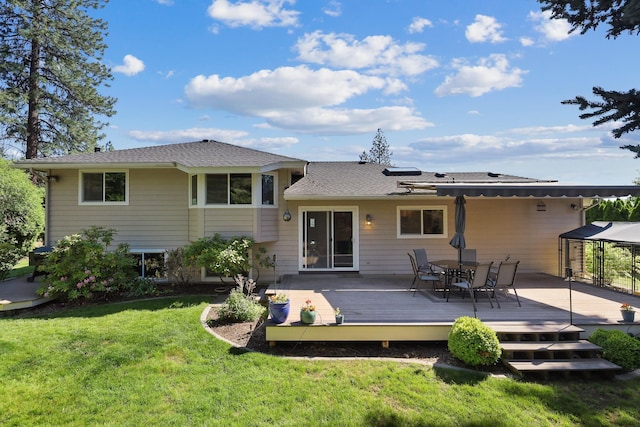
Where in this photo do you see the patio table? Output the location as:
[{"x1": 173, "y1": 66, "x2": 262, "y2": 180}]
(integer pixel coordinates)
[{"x1": 430, "y1": 259, "x2": 479, "y2": 295}]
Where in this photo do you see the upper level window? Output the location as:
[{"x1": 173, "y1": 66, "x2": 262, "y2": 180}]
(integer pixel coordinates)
[
  {"x1": 398, "y1": 206, "x2": 447, "y2": 238},
  {"x1": 81, "y1": 171, "x2": 127, "y2": 204},
  {"x1": 261, "y1": 174, "x2": 274, "y2": 205},
  {"x1": 206, "y1": 173, "x2": 252, "y2": 205},
  {"x1": 191, "y1": 175, "x2": 198, "y2": 206}
]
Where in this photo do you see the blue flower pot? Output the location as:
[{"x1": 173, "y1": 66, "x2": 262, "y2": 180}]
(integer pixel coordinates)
[
  {"x1": 621, "y1": 310, "x2": 635, "y2": 323},
  {"x1": 269, "y1": 300, "x2": 290, "y2": 324}
]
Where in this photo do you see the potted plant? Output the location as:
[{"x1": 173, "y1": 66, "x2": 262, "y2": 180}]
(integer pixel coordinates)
[
  {"x1": 300, "y1": 299, "x2": 316, "y2": 324},
  {"x1": 268, "y1": 293, "x2": 290, "y2": 324},
  {"x1": 334, "y1": 307, "x2": 344, "y2": 324},
  {"x1": 620, "y1": 303, "x2": 635, "y2": 323}
]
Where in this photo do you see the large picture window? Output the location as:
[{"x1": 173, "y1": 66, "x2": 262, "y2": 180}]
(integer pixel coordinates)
[
  {"x1": 205, "y1": 173, "x2": 252, "y2": 205},
  {"x1": 398, "y1": 206, "x2": 447, "y2": 238},
  {"x1": 81, "y1": 171, "x2": 127, "y2": 203}
]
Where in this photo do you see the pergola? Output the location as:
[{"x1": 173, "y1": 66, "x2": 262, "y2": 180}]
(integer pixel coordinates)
[{"x1": 559, "y1": 222, "x2": 640, "y2": 295}]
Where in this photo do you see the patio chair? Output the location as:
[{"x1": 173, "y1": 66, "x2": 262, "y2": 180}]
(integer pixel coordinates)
[
  {"x1": 446, "y1": 262, "x2": 494, "y2": 313},
  {"x1": 460, "y1": 248, "x2": 477, "y2": 265},
  {"x1": 413, "y1": 248, "x2": 444, "y2": 274},
  {"x1": 486, "y1": 260, "x2": 521, "y2": 308},
  {"x1": 408, "y1": 253, "x2": 443, "y2": 297}
]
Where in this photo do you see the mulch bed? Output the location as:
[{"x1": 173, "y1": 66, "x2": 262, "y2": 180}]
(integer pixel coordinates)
[{"x1": 205, "y1": 306, "x2": 511, "y2": 375}]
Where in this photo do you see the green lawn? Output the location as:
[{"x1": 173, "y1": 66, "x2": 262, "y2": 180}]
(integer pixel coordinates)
[
  {"x1": 5, "y1": 257, "x2": 34, "y2": 280},
  {"x1": 1, "y1": 297, "x2": 639, "y2": 426}
]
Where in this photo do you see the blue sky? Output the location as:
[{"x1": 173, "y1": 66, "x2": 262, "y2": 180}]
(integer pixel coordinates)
[{"x1": 98, "y1": 0, "x2": 639, "y2": 185}]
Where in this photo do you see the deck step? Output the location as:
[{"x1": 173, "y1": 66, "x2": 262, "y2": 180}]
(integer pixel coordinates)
[
  {"x1": 501, "y1": 340, "x2": 602, "y2": 359},
  {"x1": 506, "y1": 359, "x2": 621, "y2": 379},
  {"x1": 489, "y1": 323, "x2": 623, "y2": 378},
  {"x1": 488, "y1": 323, "x2": 584, "y2": 342}
]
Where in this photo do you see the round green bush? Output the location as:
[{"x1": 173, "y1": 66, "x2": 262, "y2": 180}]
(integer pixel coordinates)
[
  {"x1": 589, "y1": 328, "x2": 640, "y2": 371},
  {"x1": 448, "y1": 316, "x2": 501, "y2": 366}
]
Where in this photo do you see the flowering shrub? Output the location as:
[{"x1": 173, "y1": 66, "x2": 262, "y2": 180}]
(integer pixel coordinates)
[
  {"x1": 182, "y1": 234, "x2": 254, "y2": 280},
  {"x1": 38, "y1": 227, "x2": 137, "y2": 301}
]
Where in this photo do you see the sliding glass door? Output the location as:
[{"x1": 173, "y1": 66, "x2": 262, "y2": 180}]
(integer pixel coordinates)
[{"x1": 301, "y1": 208, "x2": 358, "y2": 271}]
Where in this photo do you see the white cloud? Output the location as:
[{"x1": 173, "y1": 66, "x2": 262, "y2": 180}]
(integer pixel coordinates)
[
  {"x1": 465, "y1": 15, "x2": 507, "y2": 43},
  {"x1": 207, "y1": 0, "x2": 300, "y2": 29},
  {"x1": 529, "y1": 10, "x2": 577, "y2": 42},
  {"x1": 183, "y1": 65, "x2": 431, "y2": 134},
  {"x1": 323, "y1": 1, "x2": 341, "y2": 17},
  {"x1": 294, "y1": 31, "x2": 439, "y2": 76},
  {"x1": 127, "y1": 127, "x2": 250, "y2": 144},
  {"x1": 185, "y1": 65, "x2": 397, "y2": 113},
  {"x1": 127, "y1": 127, "x2": 300, "y2": 151},
  {"x1": 112, "y1": 54, "x2": 145, "y2": 76},
  {"x1": 408, "y1": 17, "x2": 433, "y2": 34},
  {"x1": 155, "y1": 0, "x2": 173, "y2": 5},
  {"x1": 434, "y1": 54, "x2": 526, "y2": 97},
  {"x1": 520, "y1": 37, "x2": 534, "y2": 47},
  {"x1": 263, "y1": 106, "x2": 432, "y2": 134}
]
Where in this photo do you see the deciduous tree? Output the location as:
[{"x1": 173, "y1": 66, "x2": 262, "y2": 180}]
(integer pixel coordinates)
[{"x1": 0, "y1": 0, "x2": 116, "y2": 159}]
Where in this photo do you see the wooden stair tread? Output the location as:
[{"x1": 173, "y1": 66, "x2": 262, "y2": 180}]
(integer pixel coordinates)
[
  {"x1": 506, "y1": 359, "x2": 621, "y2": 372},
  {"x1": 488, "y1": 323, "x2": 584, "y2": 334},
  {"x1": 501, "y1": 340, "x2": 600, "y2": 352}
]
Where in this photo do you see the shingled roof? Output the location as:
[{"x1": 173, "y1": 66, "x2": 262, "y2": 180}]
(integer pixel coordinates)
[
  {"x1": 14, "y1": 140, "x2": 306, "y2": 170},
  {"x1": 284, "y1": 162, "x2": 548, "y2": 199}
]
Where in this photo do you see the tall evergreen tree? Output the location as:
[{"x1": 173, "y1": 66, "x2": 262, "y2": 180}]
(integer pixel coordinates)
[
  {"x1": 0, "y1": 0, "x2": 116, "y2": 159},
  {"x1": 359, "y1": 128, "x2": 393, "y2": 165},
  {"x1": 539, "y1": 0, "x2": 640, "y2": 155}
]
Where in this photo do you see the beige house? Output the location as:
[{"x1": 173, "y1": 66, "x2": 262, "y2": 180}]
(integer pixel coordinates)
[{"x1": 15, "y1": 140, "x2": 640, "y2": 280}]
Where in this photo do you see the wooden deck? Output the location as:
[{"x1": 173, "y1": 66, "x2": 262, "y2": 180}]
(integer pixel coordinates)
[{"x1": 266, "y1": 273, "x2": 640, "y2": 344}]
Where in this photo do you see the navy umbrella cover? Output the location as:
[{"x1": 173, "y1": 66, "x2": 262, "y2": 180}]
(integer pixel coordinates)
[{"x1": 449, "y1": 195, "x2": 466, "y2": 262}]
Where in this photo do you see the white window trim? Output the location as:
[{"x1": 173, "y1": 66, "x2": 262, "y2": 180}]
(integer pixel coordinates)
[
  {"x1": 189, "y1": 172, "x2": 278, "y2": 208},
  {"x1": 396, "y1": 205, "x2": 448, "y2": 239},
  {"x1": 78, "y1": 170, "x2": 129, "y2": 206}
]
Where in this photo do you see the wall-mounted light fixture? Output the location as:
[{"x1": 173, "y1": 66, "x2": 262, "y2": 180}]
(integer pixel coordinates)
[
  {"x1": 570, "y1": 203, "x2": 579, "y2": 211},
  {"x1": 365, "y1": 214, "x2": 372, "y2": 225},
  {"x1": 48, "y1": 175, "x2": 59, "y2": 183},
  {"x1": 282, "y1": 209, "x2": 292, "y2": 222},
  {"x1": 536, "y1": 201, "x2": 546, "y2": 212}
]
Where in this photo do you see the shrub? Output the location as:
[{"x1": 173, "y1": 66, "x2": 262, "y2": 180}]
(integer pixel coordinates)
[
  {"x1": 166, "y1": 247, "x2": 193, "y2": 285},
  {"x1": 447, "y1": 316, "x2": 501, "y2": 366},
  {"x1": 183, "y1": 234, "x2": 254, "y2": 281},
  {"x1": 38, "y1": 227, "x2": 137, "y2": 301},
  {"x1": 589, "y1": 328, "x2": 640, "y2": 371},
  {"x1": 0, "y1": 159, "x2": 45, "y2": 279},
  {"x1": 0, "y1": 242, "x2": 22, "y2": 281},
  {"x1": 126, "y1": 277, "x2": 159, "y2": 298},
  {"x1": 216, "y1": 275, "x2": 266, "y2": 322}
]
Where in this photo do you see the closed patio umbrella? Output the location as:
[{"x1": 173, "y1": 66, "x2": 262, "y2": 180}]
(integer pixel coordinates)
[{"x1": 449, "y1": 195, "x2": 466, "y2": 265}]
